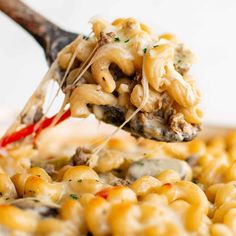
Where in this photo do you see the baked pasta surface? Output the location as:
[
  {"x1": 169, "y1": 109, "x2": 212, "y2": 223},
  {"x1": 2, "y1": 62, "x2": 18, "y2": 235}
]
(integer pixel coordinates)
[{"x1": 0, "y1": 129, "x2": 236, "y2": 236}]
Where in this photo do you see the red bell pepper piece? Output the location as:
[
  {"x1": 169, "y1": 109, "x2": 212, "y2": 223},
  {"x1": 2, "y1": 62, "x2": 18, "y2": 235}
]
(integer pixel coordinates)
[
  {"x1": 96, "y1": 188, "x2": 112, "y2": 199},
  {"x1": 0, "y1": 109, "x2": 71, "y2": 148}
]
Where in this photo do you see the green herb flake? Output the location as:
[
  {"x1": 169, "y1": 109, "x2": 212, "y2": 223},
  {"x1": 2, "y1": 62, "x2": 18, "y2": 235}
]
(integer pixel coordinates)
[
  {"x1": 124, "y1": 39, "x2": 130, "y2": 43},
  {"x1": 70, "y1": 193, "x2": 78, "y2": 200},
  {"x1": 114, "y1": 37, "x2": 120, "y2": 42},
  {"x1": 153, "y1": 44, "x2": 159, "y2": 48},
  {"x1": 143, "y1": 48, "x2": 147, "y2": 53},
  {"x1": 77, "y1": 179, "x2": 83, "y2": 183},
  {"x1": 83, "y1": 35, "x2": 89, "y2": 40}
]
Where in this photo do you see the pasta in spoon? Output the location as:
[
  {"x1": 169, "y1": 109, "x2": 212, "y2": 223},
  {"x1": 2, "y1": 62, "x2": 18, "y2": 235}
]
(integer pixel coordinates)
[
  {"x1": 60, "y1": 17, "x2": 202, "y2": 142},
  {"x1": 0, "y1": 17, "x2": 202, "y2": 149}
]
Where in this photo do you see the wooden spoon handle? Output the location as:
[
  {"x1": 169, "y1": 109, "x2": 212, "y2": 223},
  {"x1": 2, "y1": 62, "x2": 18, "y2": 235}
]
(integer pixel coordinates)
[
  {"x1": 0, "y1": 0, "x2": 79, "y2": 64},
  {"x1": 0, "y1": 0, "x2": 59, "y2": 49}
]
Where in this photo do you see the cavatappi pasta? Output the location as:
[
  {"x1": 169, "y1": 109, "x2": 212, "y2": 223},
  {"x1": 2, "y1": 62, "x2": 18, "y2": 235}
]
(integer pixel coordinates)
[
  {"x1": 0, "y1": 16, "x2": 207, "y2": 236},
  {"x1": 0, "y1": 129, "x2": 235, "y2": 236},
  {"x1": 56, "y1": 17, "x2": 202, "y2": 142}
]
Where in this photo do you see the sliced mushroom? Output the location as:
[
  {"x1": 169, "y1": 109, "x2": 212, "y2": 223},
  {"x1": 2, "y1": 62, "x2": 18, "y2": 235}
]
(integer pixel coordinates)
[
  {"x1": 126, "y1": 158, "x2": 192, "y2": 181},
  {"x1": 93, "y1": 105, "x2": 200, "y2": 142},
  {"x1": 10, "y1": 198, "x2": 60, "y2": 218},
  {"x1": 32, "y1": 156, "x2": 70, "y2": 177},
  {"x1": 99, "y1": 172, "x2": 131, "y2": 186}
]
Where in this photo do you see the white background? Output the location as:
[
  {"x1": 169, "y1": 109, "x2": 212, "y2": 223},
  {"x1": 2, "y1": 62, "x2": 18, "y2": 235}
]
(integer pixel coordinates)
[{"x1": 0, "y1": 0, "x2": 236, "y2": 128}]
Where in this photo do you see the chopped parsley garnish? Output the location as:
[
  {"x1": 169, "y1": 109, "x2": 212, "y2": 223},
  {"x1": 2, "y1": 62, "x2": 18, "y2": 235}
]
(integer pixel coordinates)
[
  {"x1": 114, "y1": 37, "x2": 120, "y2": 42},
  {"x1": 124, "y1": 39, "x2": 130, "y2": 43},
  {"x1": 70, "y1": 193, "x2": 78, "y2": 200},
  {"x1": 153, "y1": 44, "x2": 159, "y2": 48},
  {"x1": 143, "y1": 48, "x2": 147, "y2": 53},
  {"x1": 83, "y1": 35, "x2": 89, "y2": 40},
  {"x1": 77, "y1": 179, "x2": 83, "y2": 183}
]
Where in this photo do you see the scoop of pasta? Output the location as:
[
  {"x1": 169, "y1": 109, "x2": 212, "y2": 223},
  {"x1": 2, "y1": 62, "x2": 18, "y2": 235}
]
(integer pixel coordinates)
[
  {"x1": 58, "y1": 17, "x2": 202, "y2": 142},
  {"x1": 3, "y1": 17, "x2": 202, "y2": 148}
]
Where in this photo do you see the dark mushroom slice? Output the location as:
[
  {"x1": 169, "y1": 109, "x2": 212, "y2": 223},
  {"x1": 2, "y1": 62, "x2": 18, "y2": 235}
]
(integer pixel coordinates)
[
  {"x1": 126, "y1": 158, "x2": 192, "y2": 182},
  {"x1": 92, "y1": 105, "x2": 200, "y2": 142}
]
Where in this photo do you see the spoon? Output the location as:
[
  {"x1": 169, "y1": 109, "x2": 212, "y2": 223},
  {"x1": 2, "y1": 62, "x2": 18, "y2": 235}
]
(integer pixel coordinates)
[
  {"x1": 0, "y1": 0, "x2": 200, "y2": 143},
  {"x1": 0, "y1": 0, "x2": 78, "y2": 65}
]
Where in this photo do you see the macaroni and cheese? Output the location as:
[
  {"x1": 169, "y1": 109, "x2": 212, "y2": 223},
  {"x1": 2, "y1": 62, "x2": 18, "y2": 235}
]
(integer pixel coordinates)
[
  {"x1": 57, "y1": 17, "x2": 202, "y2": 142},
  {"x1": 0, "y1": 128, "x2": 235, "y2": 235}
]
